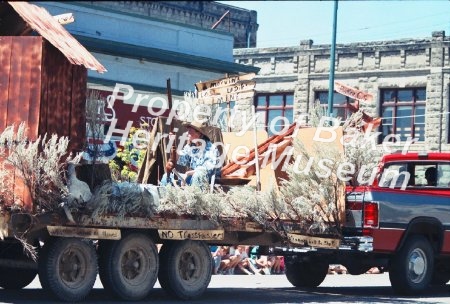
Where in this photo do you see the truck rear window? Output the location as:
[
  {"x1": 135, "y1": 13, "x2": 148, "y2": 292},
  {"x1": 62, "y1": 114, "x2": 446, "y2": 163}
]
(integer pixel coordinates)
[{"x1": 379, "y1": 162, "x2": 450, "y2": 189}]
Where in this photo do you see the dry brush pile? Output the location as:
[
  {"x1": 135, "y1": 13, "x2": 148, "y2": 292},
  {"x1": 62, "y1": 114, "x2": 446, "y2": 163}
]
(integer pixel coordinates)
[
  {"x1": 0, "y1": 107, "x2": 382, "y2": 244},
  {"x1": 0, "y1": 123, "x2": 70, "y2": 213}
]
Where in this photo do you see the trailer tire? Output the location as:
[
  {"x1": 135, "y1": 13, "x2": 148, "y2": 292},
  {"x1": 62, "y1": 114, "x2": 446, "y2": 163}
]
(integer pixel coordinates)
[
  {"x1": 98, "y1": 233, "x2": 158, "y2": 301},
  {"x1": 160, "y1": 240, "x2": 212, "y2": 300},
  {"x1": 38, "y1": 238, "x2": 97, "y2": 302},
  {"x1": 285, "y1": 256, "x2": 328, "y2": 288},
  {"x1": 0, "y1": 242, "x2": 37, "y2": 289},
  {"x1": 389, "y1": 235, "x2": 434, "y2": 295}
]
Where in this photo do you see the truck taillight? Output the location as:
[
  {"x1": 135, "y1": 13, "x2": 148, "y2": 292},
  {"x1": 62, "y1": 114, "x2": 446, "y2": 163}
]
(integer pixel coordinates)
[{"x1": 363, "y1": 202, "x2": 379, "y2": 236}]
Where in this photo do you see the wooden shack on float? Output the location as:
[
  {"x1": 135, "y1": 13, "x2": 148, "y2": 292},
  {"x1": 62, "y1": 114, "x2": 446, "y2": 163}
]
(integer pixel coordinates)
[{"x1": 0, "y1": 1, "x2": 106, "y2": 210}]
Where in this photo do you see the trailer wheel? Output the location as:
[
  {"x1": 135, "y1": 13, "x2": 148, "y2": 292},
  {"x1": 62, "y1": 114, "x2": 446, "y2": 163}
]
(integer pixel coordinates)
[
  {"x1": 285, "y1": 256, "x2": 328, "y2": 288},
  {"x1": 389, "y1": 235, "x2": 434, "y2": 295},
  {"x1": 0, "y1": 243, "x2": 37, "y2": 289},
  {"x1": 160, "y1": 240, "x2": 212, "y2": 300},
  {"x1": 157, "y1": 241, "x2": 174, "y2": 291},
  {"x1": 38, "y1": 238, "x2": 97, "y2": 302},
  {"x1": 98, "y1": 233, "x2": 158, "y2": 301}
]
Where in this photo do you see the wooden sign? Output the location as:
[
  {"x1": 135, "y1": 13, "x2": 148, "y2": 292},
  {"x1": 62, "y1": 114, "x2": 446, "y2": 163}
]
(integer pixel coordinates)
[
  {"x1": 210, "y1": 80, "x2": 256, "y2": 95},
  {"x1": 47, "y1": 226, "x2": 121, "y2": 240},
  {"x1": 198, "y1": 81, "x2": 255, "y2": 98},
  {"x1": 196, "y1": 74, "x2": 256, "y2": 104},
  {"x1": 199, "y1": 90, "x2": 255, "y2": 104},
  {"x1": 195, "y1": 73, "x2": 255, "y2": 92},
  {"x1": 287, "y1": 233, "x2": 341, "y2": 249},
  {"x1": 158, "y1": 229, "x2": 225, "y2": 240},
  {"x1": 334, "y1": 81, "x2": 373, "y2": 102}
]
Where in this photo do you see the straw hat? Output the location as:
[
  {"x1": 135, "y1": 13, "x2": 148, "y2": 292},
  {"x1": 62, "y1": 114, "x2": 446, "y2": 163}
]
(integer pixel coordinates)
[{"x1": 183, "y1": 120, "x2": 210, "y2": 139}]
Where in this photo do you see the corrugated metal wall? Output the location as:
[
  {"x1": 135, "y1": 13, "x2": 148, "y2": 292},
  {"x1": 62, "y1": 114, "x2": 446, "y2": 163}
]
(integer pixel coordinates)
[
  {"x1": 40, "y1": 39, "x2": 87, "y2": 153},
  {"x1": 0, "y1": 36, "x2": 42, "y2": 135},
  {"x1": 0, "y1": 36, "x2": 87, "y2": 211}
]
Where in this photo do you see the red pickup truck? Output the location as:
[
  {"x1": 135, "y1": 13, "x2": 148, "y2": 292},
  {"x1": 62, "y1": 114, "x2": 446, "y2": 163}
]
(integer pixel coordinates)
[{"x1": 282, "y1": 152, "x2": 450, "y2": 295}]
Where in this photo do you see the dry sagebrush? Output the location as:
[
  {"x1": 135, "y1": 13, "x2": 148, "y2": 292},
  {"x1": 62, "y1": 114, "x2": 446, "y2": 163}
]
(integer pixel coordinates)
[
  {"x1": 0, "y1": 123, "x2": 69, "y2": 212},
  {"x1": 88, "y1": 181, "x2": 158, "y2": 220}
]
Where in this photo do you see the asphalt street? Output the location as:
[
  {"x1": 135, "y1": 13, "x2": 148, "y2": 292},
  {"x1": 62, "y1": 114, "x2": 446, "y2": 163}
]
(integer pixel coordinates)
[{"x1": 1, "y1": 273, "x2": 450, "y2": 304}]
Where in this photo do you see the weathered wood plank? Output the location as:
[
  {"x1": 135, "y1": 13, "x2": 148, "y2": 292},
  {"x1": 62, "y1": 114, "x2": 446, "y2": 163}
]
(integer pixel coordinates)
[
  {"x1": 6, "y1": 37, "x2": 24, "y2": 126},
  {"x1": 27, "y1": 37, "x2": 43, "y2": 139},
  {"x1": 69, "y1": 65, "x2": 87, "y2": 154},
  {"x1": 0, "y1": 36, "x2": 12, "y2": 131}
]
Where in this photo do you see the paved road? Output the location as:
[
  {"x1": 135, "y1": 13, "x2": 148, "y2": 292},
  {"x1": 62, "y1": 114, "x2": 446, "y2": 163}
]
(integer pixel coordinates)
[{"x1": 1, "y1": 273, "x2": 449, "y2": 303}]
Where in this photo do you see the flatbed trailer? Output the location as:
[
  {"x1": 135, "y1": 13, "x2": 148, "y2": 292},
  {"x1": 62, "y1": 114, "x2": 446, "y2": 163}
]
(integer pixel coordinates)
[{"x1": 0, "y1": 206, "x2": 339, "y2": 302}]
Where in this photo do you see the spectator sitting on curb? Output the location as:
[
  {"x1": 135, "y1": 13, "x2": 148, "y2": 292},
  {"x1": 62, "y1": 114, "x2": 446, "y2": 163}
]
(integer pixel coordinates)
[
  {"x1": 219, "y1": 245, "x2": 248, "y2": 274},
  {"x1": 236, "y1": 246, "x2": 263, "y2": 275},
  {"x1": 249, "y1": 246, "x2": 272, "y2": 275},
  {"x1": 211, "y1": 246, "x2": 226, "y2": 275}
]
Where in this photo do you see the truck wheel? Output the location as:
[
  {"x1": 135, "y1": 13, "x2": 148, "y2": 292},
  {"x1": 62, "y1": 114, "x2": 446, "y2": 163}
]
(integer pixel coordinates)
[
  {"x1": 157, "y1": 241, "x2": 174, "y2": 291},
  {"x1": 0, "y1": 242, "x2": 36, "y2": 289},
  {"x1": 98, "y1": 233, "x2": 159, "y2": 301},
  {"x1": 389, "y1": 235, "x2": 434, "y2": 295},
  {"x1": 160, "y1": 240, "x2": 212, "y2": 300},
  {"x1": 38, "y1": 238, "x2": 97, "y2": 302},
  {"x1": 285, "y1": 256, "x2": 328, "y2": 288}
]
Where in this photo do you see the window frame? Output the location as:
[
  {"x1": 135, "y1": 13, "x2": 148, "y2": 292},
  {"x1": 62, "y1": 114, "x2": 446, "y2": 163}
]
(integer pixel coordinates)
[
  {"x1": 254, "y1": 93, "x2": 294, "y2": 135},
  {"x1": 314, "y1": 91, "x2": 352, "y2": 121},
  {"x1": 379, "y1": 87, "x2": 426, "y2": 143}
]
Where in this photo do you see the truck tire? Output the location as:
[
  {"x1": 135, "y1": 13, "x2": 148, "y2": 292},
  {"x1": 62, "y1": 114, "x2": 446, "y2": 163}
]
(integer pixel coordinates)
[
  {"x1": 159, "y1": 240, "x2": 212, "y2": 300},
  {"x1": 285, "y1": 256, "x2": 328, "y2": 288},
  {"x1": 157, "y1": 241, "x2": 174, "y2": 291},
  {"x1": 38, "y1": 238, "x2": 97, "y2": 302},
  {"x1": 98, "y1": 233, "x2": 159, "y2": 301},
  {"x1": 0, "y1": 242, "x2": 37, "y2": 289},
  {"x1": 389, "y1": 235, "x2": 434, "y2": 295}
]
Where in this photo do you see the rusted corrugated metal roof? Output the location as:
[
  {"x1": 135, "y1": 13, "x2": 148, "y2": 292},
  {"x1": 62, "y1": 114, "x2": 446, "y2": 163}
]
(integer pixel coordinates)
[{"x1": 8, "y1": 2, "x2": 107, "y2": 73}]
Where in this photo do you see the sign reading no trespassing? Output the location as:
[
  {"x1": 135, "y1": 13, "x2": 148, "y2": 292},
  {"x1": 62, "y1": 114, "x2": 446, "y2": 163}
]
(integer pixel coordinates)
[
  {"x1": 158, "y1": 229, "x2": 225, "y2": 240},
  {"x1": 334, "y1": 81, "x2": 373, "y2": 103}
]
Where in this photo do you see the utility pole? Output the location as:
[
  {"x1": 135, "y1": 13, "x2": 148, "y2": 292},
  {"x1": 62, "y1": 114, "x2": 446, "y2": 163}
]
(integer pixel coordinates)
[{"x1": 327, "y1": 0, "x2": 338, "y2": 117}]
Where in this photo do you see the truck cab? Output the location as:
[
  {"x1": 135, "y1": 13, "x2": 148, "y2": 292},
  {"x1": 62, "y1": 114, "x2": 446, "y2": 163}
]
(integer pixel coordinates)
[{"x1": 344, "y1": 152, "x2": 450, "y2": 294}]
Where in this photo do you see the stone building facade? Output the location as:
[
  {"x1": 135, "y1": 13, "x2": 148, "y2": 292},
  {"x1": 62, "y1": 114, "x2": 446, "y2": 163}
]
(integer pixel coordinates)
[
  {"x1": 234, "y1": 31, "x2": 450, "y2": 152},
  {"x1": 78, "y1": 1, "x2": 258, "y2": 48}
]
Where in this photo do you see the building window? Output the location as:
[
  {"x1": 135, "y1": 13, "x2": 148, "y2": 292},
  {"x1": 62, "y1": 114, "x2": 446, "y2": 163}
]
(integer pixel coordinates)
[
  {"x1": 315, "y1": 91, "x2": 352, "y2": 121},
  {"x1": 380, "y1": 88, "x2": 426, "y2": 142},
  {"x1": 255, "y1": 93, "x2": 294, "y2": 136}
]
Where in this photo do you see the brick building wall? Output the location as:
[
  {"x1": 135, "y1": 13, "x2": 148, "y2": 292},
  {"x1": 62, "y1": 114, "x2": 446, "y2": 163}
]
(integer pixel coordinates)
[
  {"x1": 78, "y1": 1, "x2": 258, "y2": 48},
  {"x1": 234, "y1": 31, "x2": 450, "y2": 152}
]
